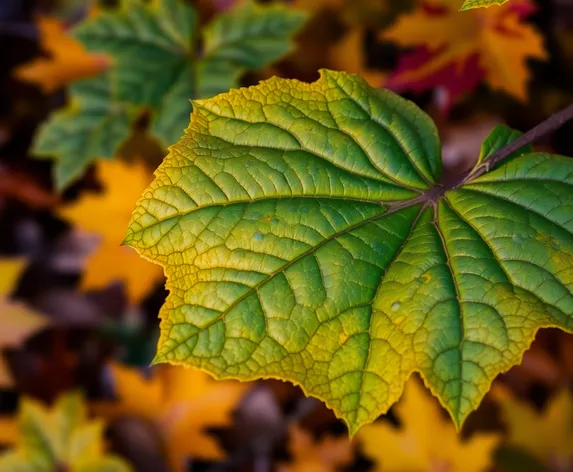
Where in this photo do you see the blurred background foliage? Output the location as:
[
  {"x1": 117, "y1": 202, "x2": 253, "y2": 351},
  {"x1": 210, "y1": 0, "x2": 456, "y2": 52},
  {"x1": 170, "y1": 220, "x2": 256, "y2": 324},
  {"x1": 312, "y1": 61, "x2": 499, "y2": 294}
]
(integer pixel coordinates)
[{"x1": 1, "y1": 0, "x2": 573, "y2": 470}]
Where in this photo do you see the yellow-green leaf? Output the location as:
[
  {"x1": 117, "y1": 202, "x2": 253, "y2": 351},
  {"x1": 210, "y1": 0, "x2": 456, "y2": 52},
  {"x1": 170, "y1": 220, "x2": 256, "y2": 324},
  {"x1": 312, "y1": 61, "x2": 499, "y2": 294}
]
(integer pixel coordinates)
[
  {"x1": 460, "y1": 0, "x2": 511, "y2": 10},
  {"x1": 495, "y1": 386, "x2": 573, "y2": 468},
  {"x1": 93, "y1": 363, "x2": 249, "y2": 472},
  {"x1": 125, "y1": 70, "x2": 573, "y2": 436},
  {"x1": 359, "y1": 378, "x2": 501, "y2": 471},
  {"x1": 0, "y1": 392, "x2": 132, "y2": 472}
]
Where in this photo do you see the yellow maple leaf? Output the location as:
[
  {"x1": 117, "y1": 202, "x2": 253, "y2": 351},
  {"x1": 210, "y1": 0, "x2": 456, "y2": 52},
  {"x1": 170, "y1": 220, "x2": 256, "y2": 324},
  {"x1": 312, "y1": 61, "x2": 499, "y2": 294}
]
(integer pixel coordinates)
[
  {"x1": 0, "y1": 259, "x2": 49, "y2": 388},
  {"x1": 0, "y1": 391, "x2": 132, "y2": 471},
  {"x1": 14, "y1": 16, "x2": 107, "y2": 93},
  {"x1": 0, "y1": 417, "x2": 18, "y2": 446},
  {"x1": 330, "y1": 27, "x2": 387, "y2": 87},
  {"x1": 381, "y1": 0, "x2": 546, "y2": 101},
  {"x1": 279, "y1": 426, "x2": 354, "y2": 472},
  {"x1": 358, "y1": 378, "x2": 501, "y2": 472},
  {"x1": 495, "y1": 387, "x2": 573, "y2": 469},
  {"x1": 60, "y1": 160, "x2": 163, "y2": 303},
  {"x1": 95, "y1": 363, "x2": 249, "y2": 472}
]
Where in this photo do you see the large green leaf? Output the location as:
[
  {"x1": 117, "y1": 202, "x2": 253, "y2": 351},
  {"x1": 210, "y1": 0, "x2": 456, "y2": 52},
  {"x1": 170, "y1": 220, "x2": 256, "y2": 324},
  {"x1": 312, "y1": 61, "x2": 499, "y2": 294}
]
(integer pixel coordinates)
[
  {"x1": 124, "y1": 70, "x2": 573, "y2": 435},
  {"x1": 460, "y1": 0, "x2": 511, "y2": 10},
  {"x1": 34, "y1": 0, "x2": 307, "y2": 189}
]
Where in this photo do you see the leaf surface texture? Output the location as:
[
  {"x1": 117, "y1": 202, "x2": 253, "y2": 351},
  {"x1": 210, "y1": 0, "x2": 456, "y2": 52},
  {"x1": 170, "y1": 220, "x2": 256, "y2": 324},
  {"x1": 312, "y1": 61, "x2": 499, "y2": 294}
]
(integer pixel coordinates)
[{"x1": 126, "y1": 70, "x2": 573, "y2": 434}]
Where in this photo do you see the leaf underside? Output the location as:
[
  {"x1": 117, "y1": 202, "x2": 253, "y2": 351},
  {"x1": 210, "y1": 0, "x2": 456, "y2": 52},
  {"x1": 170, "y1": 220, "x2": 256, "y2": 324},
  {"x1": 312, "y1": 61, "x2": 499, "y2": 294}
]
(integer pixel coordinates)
[
  {"x1": 460, "y1": 0, "x2": 510, "y2": 10},
  {"x1": 125, "y1": 70, "x2": 573, "y2": 436}
]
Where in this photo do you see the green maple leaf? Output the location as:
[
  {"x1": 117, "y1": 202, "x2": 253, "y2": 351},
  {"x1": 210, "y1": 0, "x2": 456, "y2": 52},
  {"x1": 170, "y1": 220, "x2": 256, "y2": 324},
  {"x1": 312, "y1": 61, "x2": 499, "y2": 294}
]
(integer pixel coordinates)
[
  {"x1": 33, "y1": 74, "x2": 138, "y2": 190},
  {"x1": 0, "y1": 392, "x2": 132, "y2": 471},
  {"x1": 460, "y1": 0, "x2": 511, "y2": 10},
  {"x1": 34, "y1": 0, "x2": 307, "y2": 190},
  {"x1": 124, "y1": 70, "x2": 573, "y2": 436}
]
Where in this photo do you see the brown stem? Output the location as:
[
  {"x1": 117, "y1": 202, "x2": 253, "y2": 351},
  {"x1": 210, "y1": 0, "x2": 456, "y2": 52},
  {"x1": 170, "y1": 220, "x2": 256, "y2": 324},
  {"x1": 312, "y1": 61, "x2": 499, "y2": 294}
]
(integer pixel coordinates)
[{"x1": 455, "y1": 102, "x2": 573, "y2": 187}]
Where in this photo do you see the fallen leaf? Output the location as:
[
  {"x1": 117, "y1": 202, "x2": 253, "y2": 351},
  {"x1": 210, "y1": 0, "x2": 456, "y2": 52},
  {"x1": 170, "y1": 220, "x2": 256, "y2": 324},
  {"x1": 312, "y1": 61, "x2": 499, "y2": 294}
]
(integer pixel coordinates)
[
  {"x1": 95, "y1": 363, "x2": 249, "y2": 472},
  {"x1": 0, "y1": 259, "x2": 49, "y2": 388},
  {"x1": 358, "y1": 378, "x2": 501, "y2": 471},
  {"x1": 495, "y1": 386, "x2": 573, "y2": 470},
  {"x1": 59, "y1": 160, "x2": 163, "y2": 303},
  {"x1": 0, "y1": 391, "x2": 132, "y2": 471},
  {"x1": 0, "y1": 417, "x2": 18, "y2": 445},
  {"x1": 124, "y1": 70, "x2": 573, "y2": 435},
  {"x1": 279, "y1": 426, "x2": 354, "y2": 472},
  {"x1": 14, "y1": 16, "x2": 107, "y2": 93},
  {"x1": 382, "y1": 0, "x2": 546, "y2": 109}
]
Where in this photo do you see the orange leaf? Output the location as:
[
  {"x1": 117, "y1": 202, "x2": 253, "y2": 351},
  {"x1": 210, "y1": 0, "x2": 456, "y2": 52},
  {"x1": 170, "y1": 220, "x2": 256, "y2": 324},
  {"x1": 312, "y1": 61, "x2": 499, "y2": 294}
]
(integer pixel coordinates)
[
  {"x1": 358, "y1": 378, "x2": 501, "y2": 472},
  {"x1": 0, "y1": 417, "x2": 18, "y2": 446},
  {"x1": 382, "y1": 0, "x2": 546, "y2": 103},
  {"x1": 14, "y1": 16, "x2": 107, "y2": 93},
  {"x1": 494, "y1": 386, "x2": 573, "y2": 469},
  {"x1": 95, "y1": 363, "x2": 249, "y2": 471},
  {"x1": 59, "y1": 160, "x2": 163, "y2": 303},
  {"x1": 279, "y1": 426, "x2": 354, "y2": 472}
]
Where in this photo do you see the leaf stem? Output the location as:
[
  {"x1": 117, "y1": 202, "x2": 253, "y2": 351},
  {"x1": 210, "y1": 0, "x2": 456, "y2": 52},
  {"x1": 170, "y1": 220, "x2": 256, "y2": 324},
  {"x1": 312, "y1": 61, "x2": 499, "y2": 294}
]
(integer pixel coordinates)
[{"x1": 457, "y1": 102, "x2": 573, "y2": 186}]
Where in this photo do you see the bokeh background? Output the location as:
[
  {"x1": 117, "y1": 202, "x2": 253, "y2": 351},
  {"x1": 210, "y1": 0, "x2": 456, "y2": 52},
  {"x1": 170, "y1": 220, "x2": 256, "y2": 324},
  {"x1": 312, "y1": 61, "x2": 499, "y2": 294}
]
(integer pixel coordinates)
[{"x1": 1, "y1": 0, "x2": 573, "y2": 470}]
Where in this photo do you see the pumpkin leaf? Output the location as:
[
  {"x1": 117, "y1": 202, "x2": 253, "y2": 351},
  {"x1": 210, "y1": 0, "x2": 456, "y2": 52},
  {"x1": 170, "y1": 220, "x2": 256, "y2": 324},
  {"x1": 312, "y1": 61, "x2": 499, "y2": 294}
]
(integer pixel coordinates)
[
  {"x1": 495, "y1": 386, "x2": 573, "y2": 469},
  {"x1": 0, "y1": 259, "x2": 49, "y2": 388},
  {"x1": 358, "y1": 378, "x2": 501, "y2": 471},
  {"x1": 461, "y1": 0, "x2": 511, "y2": 10},
  {"x1": 125, "y1": 70, "x2": 573, "y2": 436},
  {"x1": 35, "y1": 0, "x2": 307, "y2": 189},
  {"x1": 381, "y1": 0, "x2": 545, "y2": 110},
  {"x1": 94, "y1": 363, "x2": 249, "y2": 471},
  {"x1": 0, "y1": 392, "x2": 132, "y2": 472}
]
